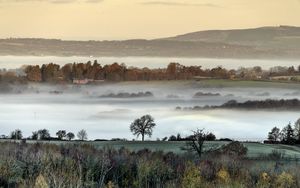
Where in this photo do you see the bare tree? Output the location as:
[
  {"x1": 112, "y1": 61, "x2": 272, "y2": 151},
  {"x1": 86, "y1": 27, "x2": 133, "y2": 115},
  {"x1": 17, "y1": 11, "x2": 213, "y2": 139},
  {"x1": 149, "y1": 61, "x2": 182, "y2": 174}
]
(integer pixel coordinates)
[
  {"x1": 97, "y1": 154, "x2": 113, "y2": 187},
  {"x1": 130, "y1": 114, "x2": 156, "y2": 141},
  {"x1": 183, "y1": 129, "x2": 207, "y2": 159},
  {"x1": 77, "y1": 129, "x2": 88, "y2": 141}
]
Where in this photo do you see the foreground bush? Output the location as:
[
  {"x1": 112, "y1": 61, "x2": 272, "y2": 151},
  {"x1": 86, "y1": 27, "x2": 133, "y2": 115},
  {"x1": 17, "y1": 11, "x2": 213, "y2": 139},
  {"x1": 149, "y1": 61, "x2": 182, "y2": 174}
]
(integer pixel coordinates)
[{"x1": 0, "y1": 142, "x2": 299, "y2": 188}]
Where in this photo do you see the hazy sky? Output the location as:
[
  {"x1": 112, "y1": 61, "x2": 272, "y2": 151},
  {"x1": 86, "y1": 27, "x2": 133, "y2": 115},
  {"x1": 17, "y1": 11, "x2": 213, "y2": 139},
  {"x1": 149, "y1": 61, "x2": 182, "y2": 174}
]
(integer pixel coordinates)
[{"x1": 0, "y1": 0, "x2": 299, "y2": 40}]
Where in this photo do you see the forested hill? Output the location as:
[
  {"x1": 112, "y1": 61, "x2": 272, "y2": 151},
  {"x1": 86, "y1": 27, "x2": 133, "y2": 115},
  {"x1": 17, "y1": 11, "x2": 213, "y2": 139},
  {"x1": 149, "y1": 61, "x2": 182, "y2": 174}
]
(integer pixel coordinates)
[{"x1": 1, "y1": 26, "x2": 300, "y2": 58}]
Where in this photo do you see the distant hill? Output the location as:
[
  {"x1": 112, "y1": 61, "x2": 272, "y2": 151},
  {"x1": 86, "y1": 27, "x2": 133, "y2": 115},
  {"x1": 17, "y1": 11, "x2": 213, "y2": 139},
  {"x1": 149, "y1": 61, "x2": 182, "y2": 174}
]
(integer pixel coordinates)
[
  {"x1": 1, "y1": 26, "x2": 300, "y2": 59},
  {"x1": 162, "y1": 25, "x2": 300, "y2": 45},
  {"x1": 161, "y1": 25, "x2": 300, "y2": 54}
]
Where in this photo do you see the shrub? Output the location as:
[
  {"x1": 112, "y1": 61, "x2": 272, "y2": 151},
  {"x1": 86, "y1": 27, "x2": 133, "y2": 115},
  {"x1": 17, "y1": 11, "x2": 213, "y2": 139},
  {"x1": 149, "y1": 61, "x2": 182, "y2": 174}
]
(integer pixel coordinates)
[
  {"x1": 275, "y1": 172, "x2": 295, "y2": 188},
  {"x1": 256, "y1": 172, "x2": 271, "y2": 188},
  {"x1": 105, "y1": 181, "x2": 117, "y2": 188},
  {"x1": 137, "y1": 158, "x2": 173, "y2": 188},
  {"x1": 217, "y1": 141, "x2": 248, "y2": 158},
  {"x1": 216, "y1": 168, "x2": 230, "y2": 184},
  {"x1": 199, "y1": 160, "x2": 216, "y2": 181},
  {"x1": 34, "y1": 175, "x2": 48, "y2": 188},
  {"x1": 0, "y1": 142, "x2": 299, "y2": 187},
  {"x1": 182, "y1": 163, "x2": 202, "y2": 188}
]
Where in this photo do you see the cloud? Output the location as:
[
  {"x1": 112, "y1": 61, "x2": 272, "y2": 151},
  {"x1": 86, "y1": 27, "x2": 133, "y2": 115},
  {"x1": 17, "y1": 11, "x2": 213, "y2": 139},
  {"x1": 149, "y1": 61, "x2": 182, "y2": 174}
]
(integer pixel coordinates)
[
  {"x1": 85, "y1": 0, "x2": 103, "y2": 3},
  {"x1": 0, "y1": 0, "x2": 103, "y2": 4},
  {"x1": 141, "y1": 1, "x2": 220, "y2": 7}
]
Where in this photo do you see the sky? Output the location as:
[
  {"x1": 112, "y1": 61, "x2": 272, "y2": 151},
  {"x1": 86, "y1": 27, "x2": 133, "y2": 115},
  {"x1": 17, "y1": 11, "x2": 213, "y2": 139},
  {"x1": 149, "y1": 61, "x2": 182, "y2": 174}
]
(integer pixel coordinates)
[{"x1": 0, "y1": 0, "x2": 299, "y2": 40}]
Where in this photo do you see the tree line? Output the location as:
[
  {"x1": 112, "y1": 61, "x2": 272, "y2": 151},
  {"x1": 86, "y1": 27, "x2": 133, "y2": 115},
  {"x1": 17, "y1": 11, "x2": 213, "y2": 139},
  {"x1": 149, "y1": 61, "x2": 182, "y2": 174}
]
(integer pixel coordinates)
[
  {"x1": 24, "y1": 61, "x2": 231, "y2": 83},
  {"x1": 2, "y1": 61, "x2": 300, "y2": 85},
  {"x1": 177, "y1": 99, "x2": 300, "y2": 111},
  {"x1": 3, "y1": 129, "x2": 88, "y2": 141},
  {"x1": 5, "y1": 114, "x2": 300, "y2": 147},
  {"x1": 267, "y1": 118, "x2": 300, "y2": 145},
  {"x1": 2, "y1": 115, "x2": 218, "y2": 144}
]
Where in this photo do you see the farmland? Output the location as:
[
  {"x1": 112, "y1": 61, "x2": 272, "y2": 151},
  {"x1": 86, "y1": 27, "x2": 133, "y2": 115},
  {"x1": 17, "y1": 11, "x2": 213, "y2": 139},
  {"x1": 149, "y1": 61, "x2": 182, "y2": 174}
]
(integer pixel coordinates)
[{"x1": 3, "y1": 139, "x2": 300, "y2": 159}]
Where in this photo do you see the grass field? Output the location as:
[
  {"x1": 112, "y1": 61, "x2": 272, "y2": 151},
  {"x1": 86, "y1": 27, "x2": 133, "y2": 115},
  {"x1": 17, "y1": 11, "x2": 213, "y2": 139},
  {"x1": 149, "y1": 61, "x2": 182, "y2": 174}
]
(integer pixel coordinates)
[
  {"x1": 89, "y1": 141, "x2": 300, "y2": 158},
  {"x1": 119, "y1": 79, "x2": 300, "y2": 89},
  {"x1": 191, "y1": 79, "x2": 300, "y2": 89},
  {"x1": 6, "y1": 140, "x2": 300, "y2": 159}
]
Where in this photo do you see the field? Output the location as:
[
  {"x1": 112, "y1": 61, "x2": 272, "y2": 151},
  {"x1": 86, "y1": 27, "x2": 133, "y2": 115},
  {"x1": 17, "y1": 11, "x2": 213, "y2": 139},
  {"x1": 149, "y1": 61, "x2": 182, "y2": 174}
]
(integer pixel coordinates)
[
  {"x1": 119, "y1": 79, "x2": 300, "y2": 89},
  {"x1": 86, "y1": 141, "x2": 300, "y2": 158},
  {"x1": 190, "y1": 79, "x2": 300, "y2": 89},
  {"x1": 7, "y1": 140, "x2": 300, "y2": 159}
]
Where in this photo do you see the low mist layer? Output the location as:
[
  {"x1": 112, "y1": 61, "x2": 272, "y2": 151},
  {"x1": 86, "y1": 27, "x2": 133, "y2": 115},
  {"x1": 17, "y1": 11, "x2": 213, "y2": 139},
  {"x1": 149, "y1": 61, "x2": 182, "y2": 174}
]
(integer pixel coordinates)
[{"x1": 1, "y1": 81, "x2": 300, "y2": 141}]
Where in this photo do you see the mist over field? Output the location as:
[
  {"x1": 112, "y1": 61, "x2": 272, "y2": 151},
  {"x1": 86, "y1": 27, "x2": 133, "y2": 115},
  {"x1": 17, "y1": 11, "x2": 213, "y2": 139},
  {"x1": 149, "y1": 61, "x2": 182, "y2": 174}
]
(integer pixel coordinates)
[
  {"x1": 1, "y1": 80, "x2": 300, "y2": 140},
  {"x1": 1, "y1": 55, "x2": 300, "y2": 141}
]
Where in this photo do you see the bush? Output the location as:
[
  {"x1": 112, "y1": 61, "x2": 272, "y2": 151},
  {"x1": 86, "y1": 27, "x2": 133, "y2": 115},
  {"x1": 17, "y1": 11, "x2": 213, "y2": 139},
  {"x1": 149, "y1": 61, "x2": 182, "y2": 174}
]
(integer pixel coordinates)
[
  {"x1": 182, "y1": 163, "x2": 202, "y2": 188},
  {"x1": 0, "y1": 142, "x2": 299, "y2": 187},
  {"x1": 34, "y1": 175, "x2": 48, "y2": 188},
  {"x1": 256, "y1": 172, "x2": 271, "y2": 188},
  {"x1": 218, "y1": 141, "x2": 248, "y2": 157},
  {"x1": 199, "y1": 160, "x2": 216, "y2": 181},
  {"x1": 137, "y1": 158, "x2": 174, "y2": 188},
  {"x1": 216, "y1": 168, "x2": 230, "y2": 184},
  {"x1": 275, "y1": 172, "x2": 295, "y2": 188}
]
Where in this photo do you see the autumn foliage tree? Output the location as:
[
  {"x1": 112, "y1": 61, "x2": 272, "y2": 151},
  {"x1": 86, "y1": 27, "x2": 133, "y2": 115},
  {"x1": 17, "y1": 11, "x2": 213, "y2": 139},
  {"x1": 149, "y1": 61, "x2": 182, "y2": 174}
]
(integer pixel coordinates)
[
  {"x1": 25, "y1": 65, "x2": 42, "y2": 82},
  {"x1": 23, "y1": 61, "x2": 230, "y2": 83}
]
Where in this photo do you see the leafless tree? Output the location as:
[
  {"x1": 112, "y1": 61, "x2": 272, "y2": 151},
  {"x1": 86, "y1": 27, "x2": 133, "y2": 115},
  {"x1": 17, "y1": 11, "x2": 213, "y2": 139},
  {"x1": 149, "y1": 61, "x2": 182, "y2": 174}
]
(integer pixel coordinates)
[
  {"x1": 183, "y1": 129, "x2": 207, "y2": 159},
  {"x1": 77, "y1": 129, "x2": 88, "y2": 141}
]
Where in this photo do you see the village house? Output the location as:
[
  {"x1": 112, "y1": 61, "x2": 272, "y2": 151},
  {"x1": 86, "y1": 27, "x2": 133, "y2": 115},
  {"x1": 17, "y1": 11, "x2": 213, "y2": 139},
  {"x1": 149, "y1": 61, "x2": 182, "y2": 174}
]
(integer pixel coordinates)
[
  {"x1": 73, "y1": 78, "x2": 93, "y2": 85},
  {"x1": 73, "y1": 78, "x2": 105, "y2": 85}
]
